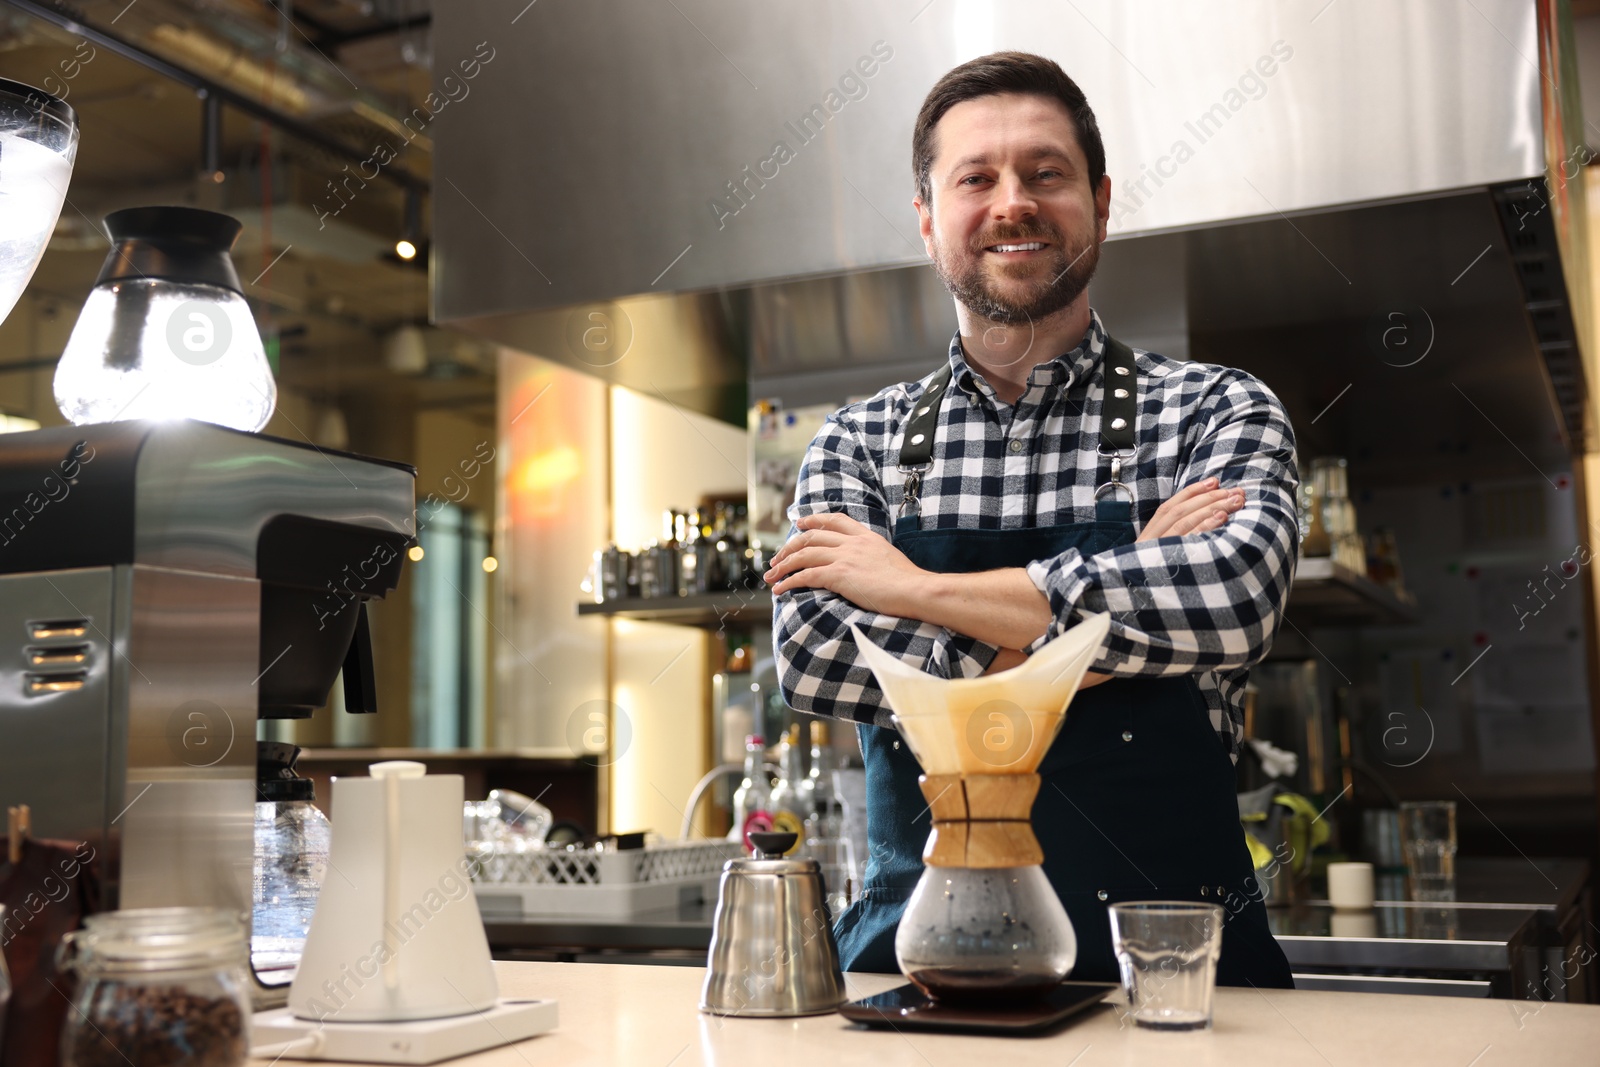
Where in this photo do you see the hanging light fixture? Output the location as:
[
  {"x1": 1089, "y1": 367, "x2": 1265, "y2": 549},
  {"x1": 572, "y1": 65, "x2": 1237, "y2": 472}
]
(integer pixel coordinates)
[{"x1": 53, "y1": 206, "x2": 276, "y2": 431}]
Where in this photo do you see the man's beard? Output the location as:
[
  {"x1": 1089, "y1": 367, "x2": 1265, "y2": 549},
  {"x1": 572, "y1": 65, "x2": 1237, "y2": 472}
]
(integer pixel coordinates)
[{"x1": 931, "y1": 222, "x2": 1101, "y2": 326}]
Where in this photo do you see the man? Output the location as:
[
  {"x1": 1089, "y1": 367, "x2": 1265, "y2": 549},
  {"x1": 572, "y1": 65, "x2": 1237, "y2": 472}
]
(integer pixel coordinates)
[{"x1": 766, "y1": 51, "x2": 1298, "y2": 987}]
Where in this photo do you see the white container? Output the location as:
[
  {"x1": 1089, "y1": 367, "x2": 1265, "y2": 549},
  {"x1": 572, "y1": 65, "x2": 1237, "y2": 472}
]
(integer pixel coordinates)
[
  {"x1": 1327, "y1": 861, "x2": 1376, "y2": 910},
  {"x1": 289, "y1": 761, "x2": 498, "y2": 1023}
]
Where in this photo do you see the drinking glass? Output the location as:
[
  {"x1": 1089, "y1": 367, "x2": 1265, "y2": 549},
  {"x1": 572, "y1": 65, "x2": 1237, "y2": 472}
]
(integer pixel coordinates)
[
  {"x1": 1110, "y1": 901, "x2": 1224, "y2": 1031},
  {"x1": 1399, "y1": 800, "x2": 1457, "y2": 901}
]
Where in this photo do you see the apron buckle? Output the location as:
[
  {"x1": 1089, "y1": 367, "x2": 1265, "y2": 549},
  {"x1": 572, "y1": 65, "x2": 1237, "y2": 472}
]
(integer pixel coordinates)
[
  {"x1": 1094, "y1": 444, "x2": 1136, "y2": 504},
  {"x1": 898, "y1": 464, "x2": 929, "y2": 520}
]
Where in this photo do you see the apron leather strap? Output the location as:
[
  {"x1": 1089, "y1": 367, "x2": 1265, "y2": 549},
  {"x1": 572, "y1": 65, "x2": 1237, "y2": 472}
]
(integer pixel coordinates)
[
  {"x1": 896, "y1": 365, "x2": 951, "y2": 469},
  {"x1": 896, "y1": 335, "x2": 1140, "y2": 515},
  {"x1": 1099, "y1": 336, "x2": 1137, "y2": 451}
]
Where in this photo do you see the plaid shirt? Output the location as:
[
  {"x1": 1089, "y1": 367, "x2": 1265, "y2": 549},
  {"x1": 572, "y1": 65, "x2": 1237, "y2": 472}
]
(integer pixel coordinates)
[{"x1": 772, "y1": 308, "x2": 1301, "y2": 760}]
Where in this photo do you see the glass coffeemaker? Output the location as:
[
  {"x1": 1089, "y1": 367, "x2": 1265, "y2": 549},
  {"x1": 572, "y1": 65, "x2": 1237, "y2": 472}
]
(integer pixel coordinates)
[{"x1": 850, "y1": 612, "x2": 1111, "y2": 1000}]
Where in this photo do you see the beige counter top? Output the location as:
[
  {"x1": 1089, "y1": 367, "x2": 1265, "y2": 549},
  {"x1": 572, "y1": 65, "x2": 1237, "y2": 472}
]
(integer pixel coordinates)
[{"x1": 256, "y1": 960, "x2": 1600, "y2": 1066}]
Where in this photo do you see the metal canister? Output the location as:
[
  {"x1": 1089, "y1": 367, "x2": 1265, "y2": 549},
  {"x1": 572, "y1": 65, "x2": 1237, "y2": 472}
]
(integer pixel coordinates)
[
  {"x1": 598, "y1": 544, "x2": 627, "y2": 602},
  {"x1": 640, "y1": 543, "x2": 680, "y2": 598},
  {"x1": 690, "y1": 539, "x2": 718, "y2": 594}
]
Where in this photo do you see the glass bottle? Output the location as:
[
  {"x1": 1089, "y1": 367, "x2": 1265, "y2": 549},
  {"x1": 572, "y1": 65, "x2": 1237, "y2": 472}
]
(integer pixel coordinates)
[
  {"x1": 252, "y1": 742, "x2": 331, "y2": 982},
  {"x1": 730, "y1": 734, "x2": 773, "y2": 853},
  {"x1": 802, "y1": 722, "x2": 856, "y2": 914},
  {"x1": 798, "y1": 720, "x2": 837, "y2": 816},
  {"x1": 680, "y1": 508, "x2": 702, "y2": 595},
  {"x1": 768, "y1": 724, "x2": 810, "y2": 854}
]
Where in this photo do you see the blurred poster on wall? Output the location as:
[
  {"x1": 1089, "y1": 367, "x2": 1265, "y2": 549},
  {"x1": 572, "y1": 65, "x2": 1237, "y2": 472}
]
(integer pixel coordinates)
[{"x1": 750, "y1": 399, "x2": 840, "y2": 544}]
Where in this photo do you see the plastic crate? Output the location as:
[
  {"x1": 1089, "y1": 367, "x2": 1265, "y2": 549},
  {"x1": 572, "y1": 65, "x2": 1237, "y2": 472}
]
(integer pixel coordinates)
[{"x1": 470, "y1": 838, "x2": 742, "y2": 920}]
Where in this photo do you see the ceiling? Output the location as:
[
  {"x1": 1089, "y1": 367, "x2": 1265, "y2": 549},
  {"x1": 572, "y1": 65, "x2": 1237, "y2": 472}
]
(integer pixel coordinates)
[{"x1": 0, "y1": 0, "x2": 495, "y2": 427}]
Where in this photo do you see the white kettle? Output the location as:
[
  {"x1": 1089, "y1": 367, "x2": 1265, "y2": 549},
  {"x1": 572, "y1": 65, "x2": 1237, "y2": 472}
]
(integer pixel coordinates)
[{"x1": 289, "y1": 761, "x2": 498, "y2": 1022}]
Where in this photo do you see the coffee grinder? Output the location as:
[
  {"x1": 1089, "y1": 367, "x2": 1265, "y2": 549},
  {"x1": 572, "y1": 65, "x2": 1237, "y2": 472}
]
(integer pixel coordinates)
[
  {"x1": 0, "y1": 420, "x2": 414, "y2": 994},
  {"x1": 0, "y1": 198, "x2": 415, "y2": 1005}
]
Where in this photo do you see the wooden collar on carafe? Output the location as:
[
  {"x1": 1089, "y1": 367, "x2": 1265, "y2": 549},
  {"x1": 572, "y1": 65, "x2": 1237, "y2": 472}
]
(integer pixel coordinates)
[{"x1": 918, "y1": 774, "x2": 1044, "y2": 868}]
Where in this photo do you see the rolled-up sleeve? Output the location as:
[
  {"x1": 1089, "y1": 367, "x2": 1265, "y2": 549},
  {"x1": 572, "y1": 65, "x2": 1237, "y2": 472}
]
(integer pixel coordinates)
[
  {"x1": 774, "y1": 411, "x2": 997, "y2": 727},
  {"x1": 1024, "y1": 372, "x2": 1300, "y2": 674}
]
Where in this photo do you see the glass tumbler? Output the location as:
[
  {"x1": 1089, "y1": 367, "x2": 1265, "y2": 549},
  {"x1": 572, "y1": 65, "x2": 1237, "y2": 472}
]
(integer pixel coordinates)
[
  {"x1": 1110, "y1": 901, "x2": 1225, "y2": 1031},
  {"x1": 1399, "y1": 800, "x2": 1457, "y2": 900}
]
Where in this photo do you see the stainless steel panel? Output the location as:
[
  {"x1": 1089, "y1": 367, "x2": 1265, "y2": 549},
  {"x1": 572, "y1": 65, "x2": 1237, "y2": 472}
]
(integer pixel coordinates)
[
  {"x1": 0, "y1": 564, "x2": 257, "y2": 915},
  {"x1": 0, "y1": 567, "x2": 120, "y2": 873},
  {"x1": 118, "y1": 565, "x2": 257, "y2": 914},
  {"x1": 435, "y1": 0, "x2": 1542, "y2": 316},
  {"x1": 134, "y1": 421, "x2": 415, "y2": 579}
]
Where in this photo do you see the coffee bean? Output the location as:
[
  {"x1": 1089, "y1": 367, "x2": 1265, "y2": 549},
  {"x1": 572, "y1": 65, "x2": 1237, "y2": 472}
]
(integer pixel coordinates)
[{"x1": 64, "y1": 982, "x2": 245, "y2": 1067}]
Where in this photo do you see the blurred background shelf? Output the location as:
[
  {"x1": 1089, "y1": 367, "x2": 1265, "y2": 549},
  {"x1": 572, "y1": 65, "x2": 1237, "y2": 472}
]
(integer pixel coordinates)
[
  {"x1": 1289, "y1": 557, "x2": 1420, "y2": 627},
  {"x1": 576, "y1": 590, "x2": 774, "y2": 629},
  {"x1": 577, "y1": 561, "x2": 1418, "y2": 632}
]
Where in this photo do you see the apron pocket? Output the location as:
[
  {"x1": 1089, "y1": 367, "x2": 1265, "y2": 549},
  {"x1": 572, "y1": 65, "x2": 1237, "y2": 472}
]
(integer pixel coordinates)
[{"x1": 1037, "y1": 685, "x2": 1134, "y2": 773}]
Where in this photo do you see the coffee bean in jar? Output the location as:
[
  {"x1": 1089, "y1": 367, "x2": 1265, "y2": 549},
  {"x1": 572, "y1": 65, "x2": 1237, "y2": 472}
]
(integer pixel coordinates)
[{"x1": 59, "y1": 907, "x2": 252, "y2": 1067}]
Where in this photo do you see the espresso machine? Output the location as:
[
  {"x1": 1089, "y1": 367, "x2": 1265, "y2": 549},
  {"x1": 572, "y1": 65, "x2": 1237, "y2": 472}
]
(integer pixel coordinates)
[{"x1": 0, "y1": 420, "x2": 414, "y2": 970}]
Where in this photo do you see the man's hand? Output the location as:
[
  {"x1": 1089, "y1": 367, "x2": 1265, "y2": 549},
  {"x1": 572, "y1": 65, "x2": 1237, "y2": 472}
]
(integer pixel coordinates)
[
  {"x1": 1137, "y1": 476, "x2": 1245, "y2": 540},
  {"x1": 763, "y1": 513, "x2": 924, "y2": 614}
]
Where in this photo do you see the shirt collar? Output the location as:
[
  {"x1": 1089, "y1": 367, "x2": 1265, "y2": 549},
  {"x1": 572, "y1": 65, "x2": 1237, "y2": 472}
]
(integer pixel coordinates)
[{"x1": 946, "y1": 308, "x2": 1108, "y2": 402}]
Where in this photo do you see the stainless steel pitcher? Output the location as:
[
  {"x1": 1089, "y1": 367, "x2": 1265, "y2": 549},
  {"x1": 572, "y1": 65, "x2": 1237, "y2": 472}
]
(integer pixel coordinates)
[{"x1": 700, "y1": 831, "x2": 846, "y2": 1017}]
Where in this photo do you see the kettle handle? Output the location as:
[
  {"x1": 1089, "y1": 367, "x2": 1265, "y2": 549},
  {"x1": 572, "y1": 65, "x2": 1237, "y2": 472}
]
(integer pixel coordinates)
[{"x1": 370, "y1": 761, "x2": 425, "y2": 992}]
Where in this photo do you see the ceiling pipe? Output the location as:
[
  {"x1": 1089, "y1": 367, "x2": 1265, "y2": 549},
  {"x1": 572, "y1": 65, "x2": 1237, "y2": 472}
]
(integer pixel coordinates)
[{"x1": 3, "y1": 0, "x2": 428, "y2": 193}]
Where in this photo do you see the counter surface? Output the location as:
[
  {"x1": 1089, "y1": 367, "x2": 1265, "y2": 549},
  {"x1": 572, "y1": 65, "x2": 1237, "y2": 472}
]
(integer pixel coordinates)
[{"x1": 252, "y1": 959, "x2": 1600, "y2": 1066}]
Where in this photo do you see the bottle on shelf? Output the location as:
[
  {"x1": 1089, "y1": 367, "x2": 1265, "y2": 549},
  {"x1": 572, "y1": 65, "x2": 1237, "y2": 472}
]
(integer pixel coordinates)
[
  {"x1": 681, "y1": 507, "x2": 703, "y2": 595},
  {"x1": 769, "y1": 724, "x2": 811, "y2": 855},
  {"x1": 730, "y1": 733, "x2": 773, "y2": 853},
  {"x1": 800, "y1": 721, "x2": 856, "y2": 915},
  {"x1": 798, "y1": 719, "x2": 835, "y2": 816}
]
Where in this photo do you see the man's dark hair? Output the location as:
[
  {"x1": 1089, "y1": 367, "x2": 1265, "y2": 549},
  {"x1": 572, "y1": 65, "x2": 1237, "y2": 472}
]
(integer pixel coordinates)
[{"x1": 912, "y1": 51, "x2": 1105, "y2": 207}]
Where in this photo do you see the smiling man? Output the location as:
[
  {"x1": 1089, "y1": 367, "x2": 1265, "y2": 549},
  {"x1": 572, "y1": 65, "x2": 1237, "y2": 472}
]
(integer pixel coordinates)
[{"x1": 767, "y1": 52, "x2": 1299, "y2": 987}]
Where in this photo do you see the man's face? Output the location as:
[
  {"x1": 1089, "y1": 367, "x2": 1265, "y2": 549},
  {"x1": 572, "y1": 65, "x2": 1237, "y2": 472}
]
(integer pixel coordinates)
[{"x1": 915, "y1": 92, "x2": 1111, "y2": 325}]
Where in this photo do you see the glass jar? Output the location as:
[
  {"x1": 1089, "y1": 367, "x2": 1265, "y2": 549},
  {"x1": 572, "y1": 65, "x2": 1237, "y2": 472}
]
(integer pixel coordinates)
[
  {"x1": 1304, "y1": 457, "x2": 1367, "y2": 574},
  {"x1": 60, "y1": 907, "x2": 250, "y2": 1067},
  {"x1": 0, "y1": 904, "x2": 11, "y2": 1049},
  {"x1": 894, "y1": 866, "x2": 1077, "y2": 1001}
]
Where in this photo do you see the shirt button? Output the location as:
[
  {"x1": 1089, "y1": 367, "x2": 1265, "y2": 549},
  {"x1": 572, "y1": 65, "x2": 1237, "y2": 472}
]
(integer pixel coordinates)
[
  {"x1": 1097, "y1": 890, "x2": 1108, "y2": 901},
  {"x1": 1122, "y1": 730, "x2": 1133, "y2": 742},
  {"x1": 1008, "y1": 439, "x2": 1023, "y2": 453}
]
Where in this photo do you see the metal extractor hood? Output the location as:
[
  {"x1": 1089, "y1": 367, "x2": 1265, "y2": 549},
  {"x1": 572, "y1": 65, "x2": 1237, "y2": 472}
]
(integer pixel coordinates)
[{"x1": 433, "y1": 0, "x2": 1589, "y2": 443}]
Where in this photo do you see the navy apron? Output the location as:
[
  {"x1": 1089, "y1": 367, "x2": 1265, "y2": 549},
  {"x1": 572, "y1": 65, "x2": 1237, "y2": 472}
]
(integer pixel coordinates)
[{"x1": 829, "y1": 337, "x2": 1293, "y2": 989}]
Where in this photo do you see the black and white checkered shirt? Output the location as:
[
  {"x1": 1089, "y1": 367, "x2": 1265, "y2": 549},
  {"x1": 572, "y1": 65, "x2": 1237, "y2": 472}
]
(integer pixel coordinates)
[{"x1": 772, "y1": 308, "x2": 1301, "y2": 760}]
